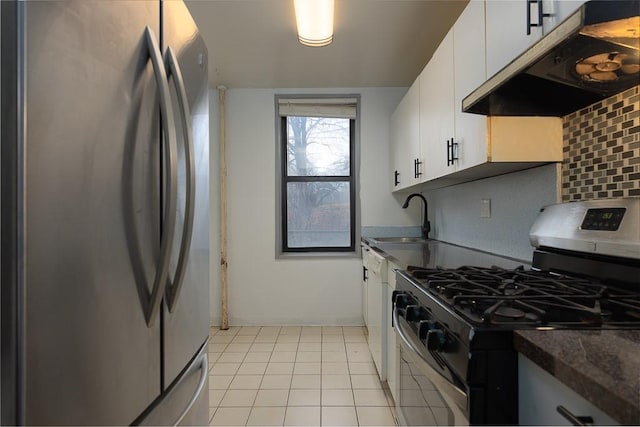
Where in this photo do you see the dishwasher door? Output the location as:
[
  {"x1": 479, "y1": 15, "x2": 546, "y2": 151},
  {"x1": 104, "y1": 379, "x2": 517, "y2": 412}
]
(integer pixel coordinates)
[{"x1": 366, "y1": 250, "x2": 387, "y2": 380}]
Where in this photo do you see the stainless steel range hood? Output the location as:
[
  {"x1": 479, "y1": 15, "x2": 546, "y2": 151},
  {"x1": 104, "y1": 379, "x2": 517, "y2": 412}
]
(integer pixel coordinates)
[{"x1": 463, "y1": 0, "x2": 639, "y2": 117}]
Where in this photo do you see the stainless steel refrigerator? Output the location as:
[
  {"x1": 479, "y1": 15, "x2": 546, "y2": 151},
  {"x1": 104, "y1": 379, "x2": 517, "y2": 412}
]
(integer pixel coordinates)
[{"x1": 1, "y1": 1, "x2": 210, "y2": 424}]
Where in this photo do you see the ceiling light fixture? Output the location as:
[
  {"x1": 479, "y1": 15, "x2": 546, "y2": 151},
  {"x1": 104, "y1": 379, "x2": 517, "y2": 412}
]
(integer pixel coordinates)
[{"x1": 293, "y1": 0, "x2": 334, "y2": 47}]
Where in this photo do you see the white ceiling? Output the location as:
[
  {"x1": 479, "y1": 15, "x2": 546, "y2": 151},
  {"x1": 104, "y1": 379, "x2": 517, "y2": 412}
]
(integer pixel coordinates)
[{"x1": 184, "y1": 0, "x2": 469, "y2": 89}]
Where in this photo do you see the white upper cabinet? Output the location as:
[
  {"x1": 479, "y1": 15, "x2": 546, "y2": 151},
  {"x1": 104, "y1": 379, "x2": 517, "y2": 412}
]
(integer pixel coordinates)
[
  {"x1": 390, "y1": 0, "x2": 564, "y2": 192},
  {"x1": 395, "y1": 7, "x2": 480, "y2": 188},
  {"x1": 485, "y1": 0, "x2": 588, "y2": 78},
  {"x1": 453, "y1": 0, "x2": 487, "y2": 171},
  {"x1": 420, "y1": 1, "x2": 487, "y2": 179},
  {"x1": 419, "y1": 30, "x2": 454, "y2": 181},
  {"x1": 541, "y1": 0, "x2": 588, "y2": 34},
  {"x1": 390, "y1": 79, "x2": 421, "y2": 190},
  {"x1": 485, "y1": 0, "x2": 543, "y2": 77}
]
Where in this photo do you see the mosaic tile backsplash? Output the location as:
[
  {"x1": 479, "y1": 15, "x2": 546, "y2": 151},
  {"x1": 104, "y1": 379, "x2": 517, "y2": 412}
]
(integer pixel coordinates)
[{"x1": 562, "y1": 86, "x2": 640, "y2": 202}]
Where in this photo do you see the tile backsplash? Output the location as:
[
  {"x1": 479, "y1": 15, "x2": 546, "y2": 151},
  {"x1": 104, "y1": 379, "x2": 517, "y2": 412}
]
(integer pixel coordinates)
[{"x1": 562, "y1": 86, "x2": 640, "y2": 201}]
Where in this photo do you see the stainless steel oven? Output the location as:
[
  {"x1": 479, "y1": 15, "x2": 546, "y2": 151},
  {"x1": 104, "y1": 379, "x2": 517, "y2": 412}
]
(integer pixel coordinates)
[
  {"x1": 392, "y1": 275, "x2": 518, "y2": 426},
  {"x1": 395, "y1": 308, "x2": 466, "y2": 426},
  {"x1": 392, "y1": 198, "x2": 640, "y2": 426}
]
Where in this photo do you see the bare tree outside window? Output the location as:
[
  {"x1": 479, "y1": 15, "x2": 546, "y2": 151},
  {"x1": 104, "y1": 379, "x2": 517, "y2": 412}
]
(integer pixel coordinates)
[
  {"x1": 287, "y1": 116, "x2": 350, "y2": 176},
  {"x1": 283, "y1": 116, "x2": 354, "y2": 250}
]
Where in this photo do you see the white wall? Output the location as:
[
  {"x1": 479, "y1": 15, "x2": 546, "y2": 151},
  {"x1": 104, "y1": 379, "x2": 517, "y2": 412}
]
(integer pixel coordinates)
[
  {"x1": 209, "y1": 91, "x2": 221, "y2": 327},
  {"x1": 423, "y1": 164, "x2": 561, "y2": 261},
  {"x1": 210, "y1": 87, "x2": 407, "y2": 326}
]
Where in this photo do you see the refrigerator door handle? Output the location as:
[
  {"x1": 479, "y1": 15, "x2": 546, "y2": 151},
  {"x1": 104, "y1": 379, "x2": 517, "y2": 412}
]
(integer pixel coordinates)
[
  {"x1": 144, "y1": 26, "x2": 178, "y2": 327},
  {"x1": 164, "y1": 46, "x2": 195, "y2": 313},
  {"x1": 131, "y1": 342, "x2": 208, "y2": 426},
  {"x1": 173, "y1": 351, "x2": 208, "y2": 425}
]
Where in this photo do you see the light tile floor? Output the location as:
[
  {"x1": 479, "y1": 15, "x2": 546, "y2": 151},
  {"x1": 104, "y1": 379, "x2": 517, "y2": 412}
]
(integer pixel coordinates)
[{"x1": 208, "y1": 326, "x2": 397, "y2": 426}]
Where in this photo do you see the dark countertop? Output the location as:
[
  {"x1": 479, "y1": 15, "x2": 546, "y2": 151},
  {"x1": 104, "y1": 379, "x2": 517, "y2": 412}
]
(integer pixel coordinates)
[
  {"x1": 515, "y1": 330, "x2": 640, "y2": 425},
  {"x1": 363, "y1": 237, "x2": 639, "y2": 425},
  {"x1": 361, "y1": 237, "x2": 528, "y2": 270}
]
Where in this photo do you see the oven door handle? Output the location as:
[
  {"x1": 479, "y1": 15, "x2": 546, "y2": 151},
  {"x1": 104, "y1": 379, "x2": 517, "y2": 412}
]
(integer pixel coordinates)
[{"x1": 394, "y1": 306, "x2": 468, "y2": 412}]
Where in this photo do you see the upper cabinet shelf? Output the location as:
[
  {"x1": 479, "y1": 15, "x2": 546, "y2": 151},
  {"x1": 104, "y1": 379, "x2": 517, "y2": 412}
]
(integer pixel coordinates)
[{"x1": 390, "y1": 0, "x2": 566, "y2": 193}]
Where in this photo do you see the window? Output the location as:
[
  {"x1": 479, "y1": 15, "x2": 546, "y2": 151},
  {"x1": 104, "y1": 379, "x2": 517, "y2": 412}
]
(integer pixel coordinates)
[{"x1": 276, "y1": 96, "x2": 359, "y2": 253}]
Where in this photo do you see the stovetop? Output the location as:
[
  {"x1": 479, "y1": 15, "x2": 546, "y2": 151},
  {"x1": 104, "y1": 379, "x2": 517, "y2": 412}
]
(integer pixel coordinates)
[{"x1": 405, "y1": 265, "x2": 640, "y2": 329}]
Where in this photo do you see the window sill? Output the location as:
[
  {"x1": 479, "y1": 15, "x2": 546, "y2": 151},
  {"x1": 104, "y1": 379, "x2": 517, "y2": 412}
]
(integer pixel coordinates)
[{"x1": 276, "y1": 250, "x2": 361, "y2": 260}]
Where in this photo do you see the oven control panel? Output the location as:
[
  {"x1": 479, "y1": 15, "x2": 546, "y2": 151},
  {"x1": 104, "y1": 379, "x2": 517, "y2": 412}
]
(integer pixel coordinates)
[
  {"x1": 580, "y1": 208, "x2": 626, "y2": 231},
  {"x1": 529, "y1": 198, "x2": 640, "y2": 260}
]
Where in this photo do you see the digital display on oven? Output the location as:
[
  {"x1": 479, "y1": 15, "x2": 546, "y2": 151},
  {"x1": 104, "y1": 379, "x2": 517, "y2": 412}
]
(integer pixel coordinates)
[{"x1": 580, "y1": 208, "x2": 626, "y2": 231}]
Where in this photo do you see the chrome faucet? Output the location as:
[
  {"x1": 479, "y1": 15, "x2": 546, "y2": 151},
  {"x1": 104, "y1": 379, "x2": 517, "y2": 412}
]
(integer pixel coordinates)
[{"x1": 402, "y1": 193, "x2": 430, "y2": 239}]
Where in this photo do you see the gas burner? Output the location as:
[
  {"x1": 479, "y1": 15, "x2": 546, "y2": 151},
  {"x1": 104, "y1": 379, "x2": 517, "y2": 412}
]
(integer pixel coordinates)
[{"x1": 495, "y1": 306, "x2": 526, "y2": 319}]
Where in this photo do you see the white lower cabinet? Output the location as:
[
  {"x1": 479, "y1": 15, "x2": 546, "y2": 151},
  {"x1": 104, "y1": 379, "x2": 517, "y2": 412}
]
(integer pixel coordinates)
[
  {"x1": 385, "y1": 262, "x2": 400, "y2": 404},
  {"x1": 518, "y1": 354, "x2": 619, "y2": 426},
  {"x1": 361, "y1": 247, "x2": 400, "y2": 404},
  {"x1": 362, "y1": 245, "x2": 370, "y2": 327}
]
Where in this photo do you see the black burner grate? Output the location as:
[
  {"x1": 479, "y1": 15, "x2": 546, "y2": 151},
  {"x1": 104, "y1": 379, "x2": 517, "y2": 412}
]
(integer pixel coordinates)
[{"x1": 406, "y1": 265, "x2": 640, "y2": 327}]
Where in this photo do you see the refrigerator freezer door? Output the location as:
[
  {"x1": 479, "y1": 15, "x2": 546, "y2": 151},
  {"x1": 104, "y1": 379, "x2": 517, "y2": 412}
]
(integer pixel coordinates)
[
  {"x1": 135, "y1": 342, "x2": 209, "y2": 426},
  {"x1": 4, "y1": 2, "x2": 164, "y2": 424},
  {"x1": 162, "y1": 0, "x2": 211, "y2": 389}
]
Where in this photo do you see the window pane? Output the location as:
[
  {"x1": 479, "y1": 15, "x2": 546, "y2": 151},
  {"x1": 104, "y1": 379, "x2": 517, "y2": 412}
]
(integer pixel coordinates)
[
  {"x1": 287, "y1": 116, "x2": 350, "y2": 177},
  {"x1": 286, "y1": 181, "x2": 351, "y2": 248}
]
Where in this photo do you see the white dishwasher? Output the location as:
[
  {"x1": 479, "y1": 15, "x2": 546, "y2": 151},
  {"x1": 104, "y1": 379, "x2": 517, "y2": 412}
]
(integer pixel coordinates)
[
  {"x1": 365, "y1": 249, "x2": 387, "y2": 380},
  {"x1": 386, "y1": 262, "x2": 400, "y2": 404}
]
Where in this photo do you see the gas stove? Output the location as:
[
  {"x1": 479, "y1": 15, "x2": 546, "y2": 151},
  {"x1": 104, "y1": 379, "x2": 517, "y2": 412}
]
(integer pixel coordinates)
[
  {"x1": 393, "y1": 198, "x2": 640, "y2": 426},
  {"x1": 404, "y1": 264, "x2": 640, "y2": 329}
]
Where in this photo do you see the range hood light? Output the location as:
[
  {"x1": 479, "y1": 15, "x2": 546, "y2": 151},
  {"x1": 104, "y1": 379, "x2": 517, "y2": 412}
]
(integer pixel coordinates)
[
  {"x1": 580, "y1": 16, "x2": 640, "y2": 50},
  {"x1": 293, "y1": 0, "x2": 334, "y2": 47}
]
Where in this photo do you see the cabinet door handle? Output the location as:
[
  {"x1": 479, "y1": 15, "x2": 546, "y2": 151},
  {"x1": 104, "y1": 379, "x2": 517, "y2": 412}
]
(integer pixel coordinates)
[
  {"x1": 451, "y1": 137, "x2": 458, "y2": 164},
  {"x1": 394, "y1": 170, "x2": 400, "y2": 186},
  {"x1": 556, "y1": 406, "x2": 594, "y2": 426},
  {"x1": 447, "y1": 138, "x2": 459, "y2": 167},
  {"x1": 415, "y1": 159, "x2": 422, "y2": 178},
  {"x1": 527, "y1": 0, "x2": 551, "y2": 35},
  {"x1": 363, "y1": 266, "x2": 368, "y2": 281}
]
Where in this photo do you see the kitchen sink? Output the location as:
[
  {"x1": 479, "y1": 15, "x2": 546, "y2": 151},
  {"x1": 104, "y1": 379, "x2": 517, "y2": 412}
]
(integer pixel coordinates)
[{"x1": 371, "y1": 237, "x2": 429, "y2": 244}]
